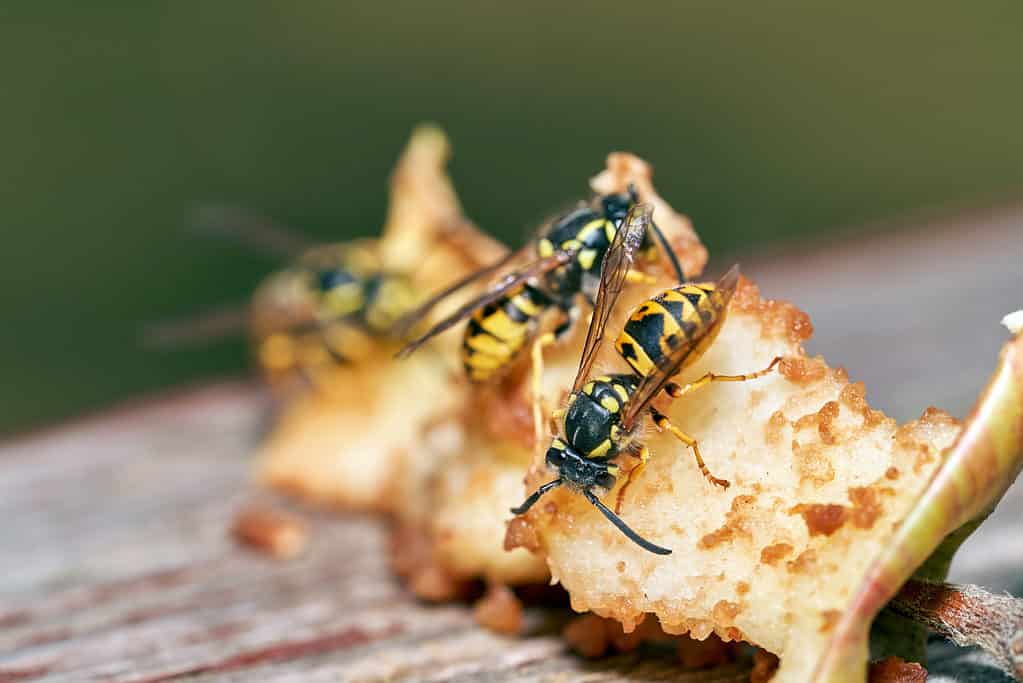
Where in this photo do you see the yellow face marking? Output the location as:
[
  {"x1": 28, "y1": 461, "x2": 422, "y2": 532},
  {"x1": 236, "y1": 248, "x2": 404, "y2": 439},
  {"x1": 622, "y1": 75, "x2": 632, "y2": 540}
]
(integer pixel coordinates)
[
  {"x1": 583, "y1": 381, "x2": 595, "y2": 395},
  {"x1": 610, "y1": 424, "x2": 621, "y2": 439},
  {"x1": 538, "y1": 239, "x2": 555, "y2": 258},
  {"x1": 613, "y1": 383, "x2": 629, "y2": 403},
  {"x1": 560, "y1": 238, "x2": 582, "y2": 252},
  {"x1": 588, "y1": 439, "x2": 613, "y2": 458},
  {"x1": 551, "y1": 438, "x2": 566, "y2": 449},
  {"x1": 600, "y1": 396, "x2": 620, "y2": 413},
  {"x1": 578, "y1": 248, "x2": 598, "y2": 271},
  {"x1": 566, "y1": 393, "x2": 577, "y2": 405},
  {"x1": 606, "y1": 464, "x2": 620, "y2": 477}
]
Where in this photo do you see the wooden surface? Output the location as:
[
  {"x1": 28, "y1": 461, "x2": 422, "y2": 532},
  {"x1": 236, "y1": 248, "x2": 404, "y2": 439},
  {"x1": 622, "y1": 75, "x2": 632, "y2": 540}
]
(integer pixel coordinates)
[{"x1": 2, "y1": 204, "x2": 1022, "y2": 682}]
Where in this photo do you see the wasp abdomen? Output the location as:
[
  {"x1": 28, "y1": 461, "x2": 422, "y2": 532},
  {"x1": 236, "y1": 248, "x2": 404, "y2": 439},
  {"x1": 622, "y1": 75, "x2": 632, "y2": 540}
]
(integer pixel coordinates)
[
  {"x1": 461, "y1": 285, "x2": 547, "y2": 382},
  {"x1": 615, "y1": 282, "x2": 728, "y2": 378}
]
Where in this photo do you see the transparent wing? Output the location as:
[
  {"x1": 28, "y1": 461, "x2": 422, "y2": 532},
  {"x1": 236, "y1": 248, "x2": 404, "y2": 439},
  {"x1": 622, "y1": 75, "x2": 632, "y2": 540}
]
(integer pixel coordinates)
[
  {"x1": 570, "y1": 203, "x2": 654, "y2": 393},
  {"x1": 392, "y1": 198, "x2": 595, "y2": 340},
  {"x1": 187, "y1": 203, "x2": 315, "y2": 259},
  {"x1": 395, "y1": 250, "x2": 576, "y2": 358},
  {"x1": 620, "y1": 264, "x2": 741, "y2": 429},
  {"x1": 390, "y1": 243, "x2": 532, "y2": 339}
]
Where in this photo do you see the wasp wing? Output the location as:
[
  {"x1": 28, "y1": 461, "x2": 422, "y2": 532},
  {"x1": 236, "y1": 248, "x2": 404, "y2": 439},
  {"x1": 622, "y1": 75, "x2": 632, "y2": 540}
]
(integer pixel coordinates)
[
  {"x1": 395, "y1": 249, "x2": 576, "y2": 358},
  {"x1": 391, "y1": 197, "x2": 596, "y2": 340},
  {"x1": 619, "y1": 264, "x2": 742, "y2": 429},
  {"x1": 570, "y1": 203, "x2": 654, "y2": 393},
  {"x1": 389, "y1": 243, "x2": 533, "y2": 339}
]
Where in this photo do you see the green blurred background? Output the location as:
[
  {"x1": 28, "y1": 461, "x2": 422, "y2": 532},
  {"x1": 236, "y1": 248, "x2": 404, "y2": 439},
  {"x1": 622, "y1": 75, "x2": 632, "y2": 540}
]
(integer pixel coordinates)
[{"x1": 2, "y1": 3, "x2": 1021, "y2": 435}]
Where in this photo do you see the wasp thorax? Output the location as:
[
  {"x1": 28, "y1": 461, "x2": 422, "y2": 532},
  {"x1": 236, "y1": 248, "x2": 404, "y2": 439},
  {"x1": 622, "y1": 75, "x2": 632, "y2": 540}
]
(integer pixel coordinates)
[{"x1": 561, "y1": 375, "x2": 636, "y2": 460}]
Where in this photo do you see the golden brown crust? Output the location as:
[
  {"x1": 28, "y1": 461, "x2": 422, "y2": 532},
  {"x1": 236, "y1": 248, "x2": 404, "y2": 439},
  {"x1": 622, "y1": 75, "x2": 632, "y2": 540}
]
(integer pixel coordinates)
[
  {"x1": 231, "y1": 505, "x2": 308, "y2": 559},
  {"x1": 868, "y1": 656, "x2": 928, "y2": 683},
  {"x1": 254, "y1": 126, "x2": 496, "y2": 514},
  {"x1": 472, "y1": 584, "x2": 524, "y2": 636}
]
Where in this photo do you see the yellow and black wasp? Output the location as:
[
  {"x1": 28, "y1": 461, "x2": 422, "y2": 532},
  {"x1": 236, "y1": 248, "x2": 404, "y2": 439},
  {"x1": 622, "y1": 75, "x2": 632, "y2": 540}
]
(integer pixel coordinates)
[
  {"x1": 145, "y1": 206, "x2": 418, "y2": 387},
  {"x1": 252, "y1": 241, "x2": 417, "y2": 384},
  {"x1": 510, "y1": 204, "x2": 780, "y2": 555},
  {"x1": 395, "y1": 185, "x2": 686, "y2": 385}
]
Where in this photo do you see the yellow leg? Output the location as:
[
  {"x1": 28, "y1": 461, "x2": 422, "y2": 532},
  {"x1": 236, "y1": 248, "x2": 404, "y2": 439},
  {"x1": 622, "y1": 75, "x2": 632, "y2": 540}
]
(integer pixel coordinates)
[
  {"x1": 625, "y1": 271, "x2": 657, "y2": 285},
  {"x1": 531, "y1": 332, "x2": 557, "y2": 448},
  {"x1": 615, "y1": 445, "x2": 650, "y2": 514},
  {"x1": 649, "y1": 407, "x2": 729, "y2": 489},
  {"x1": 665, "y1": 356, "x2": 782, "y2": 399}
]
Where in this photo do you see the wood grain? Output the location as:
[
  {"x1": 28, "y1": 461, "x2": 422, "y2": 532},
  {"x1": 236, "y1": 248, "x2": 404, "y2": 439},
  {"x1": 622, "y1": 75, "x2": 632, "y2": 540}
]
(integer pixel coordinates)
[{"x1": 2, "y1": 203, "x2": 1022, "y2": 682}]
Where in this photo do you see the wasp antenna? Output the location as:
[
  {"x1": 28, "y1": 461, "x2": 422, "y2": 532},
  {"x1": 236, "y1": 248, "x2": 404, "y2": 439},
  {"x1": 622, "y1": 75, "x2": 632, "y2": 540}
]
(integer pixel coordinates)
[
  {"x1": 649, "y1": 218, "x2": 686, "y2": 283},
  {"x1": 510, "y1": 480, "x2": 562, "y2": 515},
  {"x1": 583, "y1": 489, "x2": 671, "y2": 555},
  {"x1": 394, "y1": 339, "x2": 423, "y2": 360}
]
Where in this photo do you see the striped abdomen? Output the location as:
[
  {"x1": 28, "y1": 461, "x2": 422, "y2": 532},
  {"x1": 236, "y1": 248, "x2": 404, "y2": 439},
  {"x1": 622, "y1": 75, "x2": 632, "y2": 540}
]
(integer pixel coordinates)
[
  {"x1": 614, "y1": 281, "x2": 731, "y2": 379},
  {"x1": 461, "y1": 284, "x2": 548, "y2": 382}
]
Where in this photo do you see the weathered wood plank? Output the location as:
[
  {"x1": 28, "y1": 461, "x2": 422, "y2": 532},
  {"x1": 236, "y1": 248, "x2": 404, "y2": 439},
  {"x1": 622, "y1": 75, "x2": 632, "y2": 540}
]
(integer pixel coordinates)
[{"x1": 1, "y1": 203, "x2": 1022, "y2": 682}]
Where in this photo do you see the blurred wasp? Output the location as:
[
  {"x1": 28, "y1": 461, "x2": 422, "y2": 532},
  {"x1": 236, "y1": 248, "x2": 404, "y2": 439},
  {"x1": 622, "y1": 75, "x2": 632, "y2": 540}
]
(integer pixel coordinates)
[
  {"x1": 510, "y1": 204, "x2": 780, "y2": 555},
  {"x1": 395, "y1": 185, "x2": 685, "y2": 382},
  {"x1": 251, "y1": 241, "x2": 417, "y2": 386},
  {"x1": 144, "y1": 205, "x2": 418, "y2": 389}
]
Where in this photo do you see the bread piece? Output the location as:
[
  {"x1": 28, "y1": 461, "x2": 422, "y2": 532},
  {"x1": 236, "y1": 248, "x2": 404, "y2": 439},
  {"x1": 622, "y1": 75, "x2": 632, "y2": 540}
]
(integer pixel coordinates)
[
  {"x1": 393, "y1": 153, "x2": 709, "y2": 590},
  {"x1": 509, "y1": 275, "x2": 961, "y2": 682},
  {"x1": 257, "y1": 125, "x2": 504, "y2": 511}
]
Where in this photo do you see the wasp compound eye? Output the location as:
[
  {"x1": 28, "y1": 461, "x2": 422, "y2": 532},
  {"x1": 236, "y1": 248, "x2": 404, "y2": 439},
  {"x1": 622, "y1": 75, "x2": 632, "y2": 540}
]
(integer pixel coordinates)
[{"x1": 546, "y1": 446, "x2": 567, "y2": 467}]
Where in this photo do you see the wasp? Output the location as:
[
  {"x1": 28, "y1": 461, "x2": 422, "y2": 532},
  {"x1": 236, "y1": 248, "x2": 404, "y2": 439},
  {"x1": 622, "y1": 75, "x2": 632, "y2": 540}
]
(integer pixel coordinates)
[
  {"x1": 253, "y1": 241, "x2": 418, "y2": 384},
  {"x1": 510, "y1": 204, "x2": 780, "y2": 555},
  {"x1": 144, "y1": 206, "x2": 418, "y2": 388},
  {"x1": 395, "y1": 185, "x2": 686, "y2": 384}
]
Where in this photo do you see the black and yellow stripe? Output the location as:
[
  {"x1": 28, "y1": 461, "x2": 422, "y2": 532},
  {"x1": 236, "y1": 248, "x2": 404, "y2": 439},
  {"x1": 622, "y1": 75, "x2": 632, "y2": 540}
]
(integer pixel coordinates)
[
  {"x1": 563, "y1": 374, "x2": 638, "y2": 459},
  {"x1": 461, "y1": 284, "x2": 547, "y2": 382},
  {"x1": 614, "y1": 281, "x2": 729, "y2": 379}
]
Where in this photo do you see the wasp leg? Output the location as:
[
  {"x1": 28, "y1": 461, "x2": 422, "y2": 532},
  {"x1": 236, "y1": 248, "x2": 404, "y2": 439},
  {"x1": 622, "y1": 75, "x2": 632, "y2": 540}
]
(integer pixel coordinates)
[
  {"x1": 530, "y1": 310, "x2": 578, "y2": 447},
  {"x1": 649, "y1": 407, "x2": 729, "y2": 489},
  {"x1": 664, "y1": 356, "x2": 782, "y2": 399},
  {"x1": 530, "y1": 331, "x2": 557, "y2": 447},
  {"x1": 615, "y1": 445, "x2": 650, "y2": 514},
  {"x1": 548, "y1": 407, "x2": 566, "y2": 436}
]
